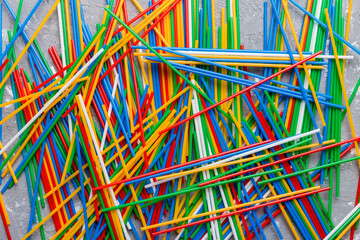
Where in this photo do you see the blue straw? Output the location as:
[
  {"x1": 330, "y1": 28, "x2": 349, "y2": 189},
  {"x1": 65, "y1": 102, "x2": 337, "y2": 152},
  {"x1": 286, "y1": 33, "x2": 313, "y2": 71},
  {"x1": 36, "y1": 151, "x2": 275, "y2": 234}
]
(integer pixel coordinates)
[
  {"x1": 26, "y1": 141, "x2": 46, "y2": 240},
  {"x1": 76, "y1": 131, "x2": 90, "y2": 239},
  {"x1": 270, "y1": 0, "x2": 323, "y2": 143}
]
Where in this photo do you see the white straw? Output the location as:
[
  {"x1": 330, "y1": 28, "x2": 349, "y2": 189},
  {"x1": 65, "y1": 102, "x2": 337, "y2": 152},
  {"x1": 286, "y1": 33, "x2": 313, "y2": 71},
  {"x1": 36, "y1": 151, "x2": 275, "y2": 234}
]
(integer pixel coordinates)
[
  {"x1": 177, "y1": 50, "x2": 353, "y2": 59},
  {"x1": 100, "y1": 60, "x2": 120, "y2": 151},
  {"x1": 188, "y1": 0, "x2": 192, "y2": 48},
  {"x1": 296, "y1": 0, "x2": 323, "y2": 135},
  {"x1": 192, "y1": 92, "x2": 220, "y2": 240},
  {"x1": 57, "y1": 3, "x2": 67, "y2": 75}
]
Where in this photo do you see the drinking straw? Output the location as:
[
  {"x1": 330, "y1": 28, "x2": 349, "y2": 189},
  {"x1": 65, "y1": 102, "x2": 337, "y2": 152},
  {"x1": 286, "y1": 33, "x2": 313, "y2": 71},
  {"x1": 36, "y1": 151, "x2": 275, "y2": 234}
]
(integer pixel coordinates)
[
  {"x1": 56, "y1": 3, "x2": 66, "y2": 73},
  {"x1": 132, "y1": 46, "x2": 351, "y2": 59},
  {"x1": 134, "y1": 48, "x2": 349, "y2": 59},
  {"x1": 192, "y1": 87, "x2": 222, "y2": 240},
  {"x1": 143, "y1": 59, "x2": 343, "y2": 109}
]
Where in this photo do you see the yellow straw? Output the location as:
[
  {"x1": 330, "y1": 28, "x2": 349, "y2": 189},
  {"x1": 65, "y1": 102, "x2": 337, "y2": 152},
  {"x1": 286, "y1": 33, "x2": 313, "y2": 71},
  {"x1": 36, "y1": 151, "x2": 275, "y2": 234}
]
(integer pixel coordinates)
[{"x1": 0, "y1": 192, "x2": 10, "y2": 225}]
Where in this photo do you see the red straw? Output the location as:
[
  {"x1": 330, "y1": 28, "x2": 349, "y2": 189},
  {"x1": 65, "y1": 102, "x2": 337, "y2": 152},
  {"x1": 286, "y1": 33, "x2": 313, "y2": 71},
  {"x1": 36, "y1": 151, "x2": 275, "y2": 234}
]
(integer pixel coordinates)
[
  {"x1": 30, "y1": 61, "x2": 75, "y2": 93},
  {"x1": 0, "y1": 200, "x2": 11, "y2": 240},
  {"x1": 0, "y1": 58, "x2": 9, "y2": 72}
]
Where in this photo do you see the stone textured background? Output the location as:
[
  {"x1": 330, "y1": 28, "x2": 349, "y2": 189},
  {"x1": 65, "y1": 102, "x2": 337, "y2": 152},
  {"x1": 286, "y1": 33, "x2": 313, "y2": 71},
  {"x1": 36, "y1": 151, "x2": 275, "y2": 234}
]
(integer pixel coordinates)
[{"x1": 1, "y1": 0, "x2": 360, "y2": 239}]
